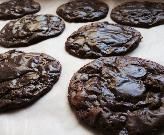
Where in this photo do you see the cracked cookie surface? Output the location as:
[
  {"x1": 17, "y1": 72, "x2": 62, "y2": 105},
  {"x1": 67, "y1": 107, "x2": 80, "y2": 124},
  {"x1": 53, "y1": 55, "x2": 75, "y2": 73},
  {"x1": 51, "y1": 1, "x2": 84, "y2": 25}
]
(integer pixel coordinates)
[
  {"x1": 111, "y1": 1, "x2": 164, "y2": 28},
  {"x1": 66, "y1": 22, "x2": 142, "y2": 59},
  {"x1": 0, "y1": 14, "x2": 65, "y2": 48},
  {"x1": 0, "y1": 0, "x2": 40, "y2": 20},
  {"x1": 56, "y1": 0, "x2": 109, "y2": 23},
  {"x1": 0, "y1": 50, "x2": 61, "y2": 112},
  {"x1": 68, "y1": 56, "x2": 164, "y2": 135}
]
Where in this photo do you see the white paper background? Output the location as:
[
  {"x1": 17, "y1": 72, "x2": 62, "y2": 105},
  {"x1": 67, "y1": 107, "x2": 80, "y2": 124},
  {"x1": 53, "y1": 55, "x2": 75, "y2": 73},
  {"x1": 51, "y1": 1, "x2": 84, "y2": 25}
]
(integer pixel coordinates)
[{"x1": 0, "y1": 0, "x2": 164, "y2": 135}]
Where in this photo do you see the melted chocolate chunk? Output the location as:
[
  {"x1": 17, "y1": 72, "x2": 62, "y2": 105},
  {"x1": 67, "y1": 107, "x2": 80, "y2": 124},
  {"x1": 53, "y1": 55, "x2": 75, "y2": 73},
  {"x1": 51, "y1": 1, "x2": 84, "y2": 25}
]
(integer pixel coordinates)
[
  {"x1": 66, "y1": 22, "x2": 142, "y2": 59},
  {"x1": 0, "y1": 0, "x2": 40, "y2": 20},
  {"x1": 56, "y1": 0, "x2": 109, "y2": 23},
  {"x1": 68, "y1": 56, "x2": 164, "y2": 135},
  {"x1": 0, "y1": 50, "x2": 61, "y2": 112},
  {"x1": 0, "y1": 14, "x2": 65, "y2": 48},
  {"x1": 111, "y1": 1, "x2": 164, "y2": 28}
]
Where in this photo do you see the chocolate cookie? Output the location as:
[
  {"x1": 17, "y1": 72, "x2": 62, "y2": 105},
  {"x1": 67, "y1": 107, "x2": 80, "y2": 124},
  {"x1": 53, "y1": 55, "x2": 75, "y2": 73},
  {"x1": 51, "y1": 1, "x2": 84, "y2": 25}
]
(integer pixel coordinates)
[
  {"x1": 56, "y1": 0, "x2": 109, "y2": 23},
  {"x1": 68, "y1": 56, "x2": 164, "y2": 135},
  {"x1": 0, "y1": 14, "x2": 65, "y2": 48},
  {"x1": 66, "y1": 22, "x2": 142, "y2": 59},
  {"x1": 0, "y1": 50, "x2": 61, "y2": 112},
  {"x1": 111, "y1": 1, "x2": 164, "y2": 28},
  {"x1": 0, "y1": 0, "x2": 40, "y2": 20}
]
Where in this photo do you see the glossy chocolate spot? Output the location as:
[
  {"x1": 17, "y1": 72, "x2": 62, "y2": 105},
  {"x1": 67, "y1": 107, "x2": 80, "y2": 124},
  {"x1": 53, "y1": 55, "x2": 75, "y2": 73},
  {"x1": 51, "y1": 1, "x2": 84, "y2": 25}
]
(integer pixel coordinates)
[
  {"x1": 115, "y1": 76, "x2": 146, "y2": 97},
  {"x1": 120, "y1": 65, "x2": 147, "y2": 78}
]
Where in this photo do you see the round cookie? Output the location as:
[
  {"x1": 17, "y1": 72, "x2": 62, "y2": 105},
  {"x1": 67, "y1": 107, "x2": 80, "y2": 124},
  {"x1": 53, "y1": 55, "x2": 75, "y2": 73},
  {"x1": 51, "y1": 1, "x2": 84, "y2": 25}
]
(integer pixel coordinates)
[
  {"x1": 111, "y1": 1, "x2": 164, "y2": 28},
  {"x1": 66, "y1": 22, "x2": 142, "y2": 59},
  {"x1": 68, "y1": 56, "x2": 164, "y2": 135},
  {"x1": 0, "y1": 14, "x2": 65, "y2": 48},
  {"x1": 56, "y1": 0, "x2": 109, "y2": 23},
  {"x1": 0, "y1": 50, "x2": 61, "y2": 112},
  {"x1": 0, "y1": 0, "x2": 40, "y2": 20}
]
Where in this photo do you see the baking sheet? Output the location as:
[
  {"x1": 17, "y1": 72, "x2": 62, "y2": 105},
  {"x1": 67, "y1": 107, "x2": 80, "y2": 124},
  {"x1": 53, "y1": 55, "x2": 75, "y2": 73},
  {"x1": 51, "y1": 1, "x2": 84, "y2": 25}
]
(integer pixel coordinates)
[{"x1": 0, "y1": 0, "x2": 164, "y2": 135}]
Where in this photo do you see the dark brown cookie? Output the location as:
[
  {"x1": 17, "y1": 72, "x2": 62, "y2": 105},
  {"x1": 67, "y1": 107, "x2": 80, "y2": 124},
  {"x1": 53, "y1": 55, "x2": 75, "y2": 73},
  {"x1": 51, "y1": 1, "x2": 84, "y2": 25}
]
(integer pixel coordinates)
[
  {"x1": 56, "y1": 0, "x2": 109, "y2": 23},
  {"x1": 0, "y1": 50, "x2": 61, "y2": 112},
  {"x1": 68, "y1": 56, "x2": 164, "y2": 135},
  {"x1": 66, "y1": 22, "x2": 142, "y2": 59},
  {"x1": 111, "y1": 1, "x2": 164, "y2": 28},
  {"x1": 0, "y1": 14, "x2": 65, "y2": 48},
  {"x1": 0, "y1": 0, "x2": 40, "y2": 20}
]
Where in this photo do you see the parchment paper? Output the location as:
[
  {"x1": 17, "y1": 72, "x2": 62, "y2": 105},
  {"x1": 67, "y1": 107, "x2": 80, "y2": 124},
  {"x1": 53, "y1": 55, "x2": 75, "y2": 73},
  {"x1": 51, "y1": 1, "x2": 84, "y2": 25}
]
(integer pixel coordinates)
[{"x1": 0, "y1": 0, "x2": 164, "y2": 135}]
